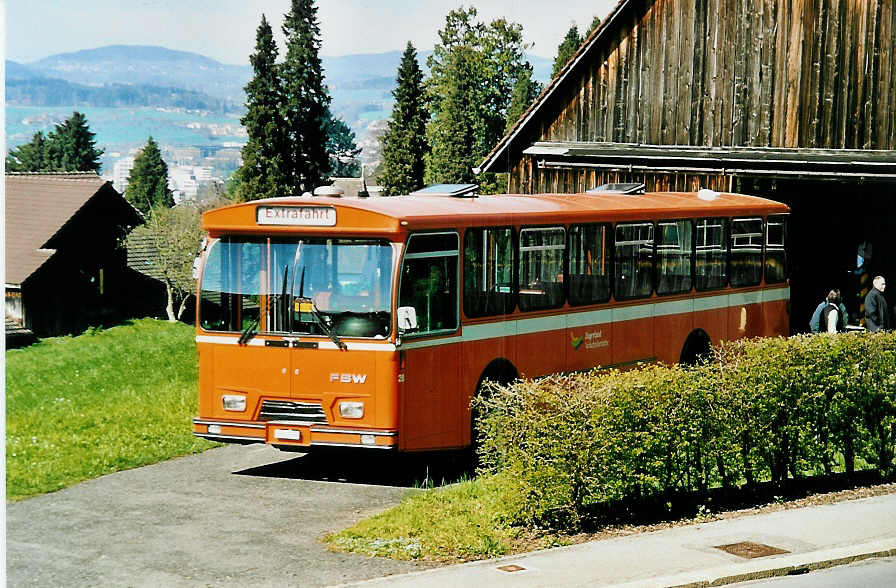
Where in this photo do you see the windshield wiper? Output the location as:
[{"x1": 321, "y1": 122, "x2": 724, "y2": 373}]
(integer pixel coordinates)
[
  {"x1": 238, "y1": 316, "x2": 259, "y2": 345},
  {"x1": 279, "y1": 264, "x2": 289, "y2": 330},
  {"x1": 298, "y1": 297, "x2": 347, "y2": 351}
]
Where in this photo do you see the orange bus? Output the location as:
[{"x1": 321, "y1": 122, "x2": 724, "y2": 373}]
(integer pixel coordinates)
[{"x1": 192, "y1": 186, "x2": 789, "y2": 452}]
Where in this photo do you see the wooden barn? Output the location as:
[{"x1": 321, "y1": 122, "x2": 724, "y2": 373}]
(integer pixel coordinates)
[
  {"x1": 5, "y1": 172, "x2": 145, "y2": 340},
  {"x1": 479, "y1": 0, "x2": 896, "y2": 329}
]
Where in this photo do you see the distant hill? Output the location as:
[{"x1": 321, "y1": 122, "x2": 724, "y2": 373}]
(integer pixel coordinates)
[
  {"x1": 7, "y1": 45, "x2": 553, "y2": 142},
  {"x1": 6, "y1": 77, "x2": 237, "y2": 111},
  {"x1": 29, "y1": 45, "x2": 252, "y2": 102},
  {"x1": 16, "y1": 45, "x2": 552, "y2": 102},
  {"x1": 323, "y1": 49, "x2": 551, "y2": 86},
  {"x1": 5, "y1": 60, "x2": 40, "y2": 80}
]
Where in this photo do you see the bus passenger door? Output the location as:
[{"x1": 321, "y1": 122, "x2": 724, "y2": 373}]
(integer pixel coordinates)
[
  {"x1": 397, "y1": 232, "x2": 462, "y2": 450},
  {"x1": 400, "y1": 339, "x2": 461, "y2": 450}
]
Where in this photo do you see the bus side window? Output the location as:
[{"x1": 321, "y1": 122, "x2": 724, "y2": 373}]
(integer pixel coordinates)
[
  {"x1": 464, "y1": 227, "x2": 515, "y2": 317},
  {"x1": 695, "y1": 217, "x2": 729, "y2": 290},
  {"x1": 519, "y1": 227, "x2": 566, "y2": 311},
  {"x1": 614, "y1": 222, "x2": 654, "y2": 300},
  {"x1": 730, "y1": 218, "x2": 763, "y2": 287},
  {"x1": 399, "y1": 232, "x2": 459, "y2": 335},
  {"x1": 569, "y1": 223, "x2": 611, "y2": 305},
  {"x1": 765, "y1": 215, "x2": 788, "y2": 284},
  {"x1": 656, "y1": 219, "x2": 694, "y2": 296}
]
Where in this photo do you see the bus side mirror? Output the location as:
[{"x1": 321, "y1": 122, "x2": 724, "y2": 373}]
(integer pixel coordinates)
[{"x1": 397, "y1": 306, "x2": 418, "y2": 333}]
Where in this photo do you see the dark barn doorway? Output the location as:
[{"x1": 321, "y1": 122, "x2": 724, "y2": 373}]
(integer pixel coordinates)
[{"x1": 760, "y1": 179, "x2": 896, "y2": 333}]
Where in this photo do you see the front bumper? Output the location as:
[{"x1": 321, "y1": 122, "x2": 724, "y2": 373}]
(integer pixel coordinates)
[{"x1": 192, "y1": 418, "x2": 398, "y2": 450}]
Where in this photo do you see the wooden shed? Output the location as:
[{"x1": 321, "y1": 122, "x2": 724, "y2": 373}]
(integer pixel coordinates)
[
  {"x1": 5, "y1": 172, "x2": 145, "y2": 340},
  {"x1": 479, "y1": 0, "x2": 896, "y2": 329}
]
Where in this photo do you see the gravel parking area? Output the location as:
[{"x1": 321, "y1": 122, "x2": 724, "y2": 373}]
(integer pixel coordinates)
[{"x1": 6, "y1": 445, "x2": 445, "y2": 587}]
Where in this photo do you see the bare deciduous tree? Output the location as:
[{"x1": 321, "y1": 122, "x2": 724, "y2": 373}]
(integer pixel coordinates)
[{"x1": 128, "y1": 203, "x2": 217, "y2": 321}]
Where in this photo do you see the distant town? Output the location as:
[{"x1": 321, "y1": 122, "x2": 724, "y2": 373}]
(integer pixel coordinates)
[
  {"x1": 107, "y1": 142, "x2": 244, "y2": 204},
  {"x1": 5, "y1": 44, "x2": 551, "y2": 204}
]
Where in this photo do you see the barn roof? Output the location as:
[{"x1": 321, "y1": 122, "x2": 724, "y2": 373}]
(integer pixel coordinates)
[
  {"x1": 478, "y1": 0, "x2": 896, "y2": 178},
  {"x1": 5, "y1": 172, "x2": 143, "y2": 286},
  {"x1": 477, "y1": 0, "x2": 635, "y2": 174}
]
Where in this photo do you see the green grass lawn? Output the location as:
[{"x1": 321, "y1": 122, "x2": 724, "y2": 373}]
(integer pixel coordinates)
[
  {"x1": 6, "y1": 318, "x2": 216, "y2": 501},
  {"x1": 325, "y1": 473, "x2": 552, "y2": 562}
]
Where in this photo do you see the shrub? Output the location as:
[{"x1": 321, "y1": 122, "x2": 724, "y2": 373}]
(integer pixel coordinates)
[{"x1": 476, "y1": 332, "x2": 896, "y2": 529}]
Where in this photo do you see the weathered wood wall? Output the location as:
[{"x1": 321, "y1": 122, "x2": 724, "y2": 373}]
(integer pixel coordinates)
[
  {"x1": 537, "y1": 0, "x2": 896, "y2": 151},
  {"x1": 513, "y1": 158, "x2": 731, "y2": 194}
]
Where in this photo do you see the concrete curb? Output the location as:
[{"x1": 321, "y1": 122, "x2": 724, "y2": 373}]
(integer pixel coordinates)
[
  {"x1": 337, "y1": 540, "x2": 896, "y2": 587},
  {"x1": 623, "y1": 542, "x2": 896, "y2": 588}
]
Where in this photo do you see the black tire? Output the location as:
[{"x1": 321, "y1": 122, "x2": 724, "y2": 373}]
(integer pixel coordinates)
[
  {"x1": 680, "y1": 329, "x2": 712, "y2": 366},
  {"x1": 470, "y1": 360, "x2": 517, "y2": 462}
]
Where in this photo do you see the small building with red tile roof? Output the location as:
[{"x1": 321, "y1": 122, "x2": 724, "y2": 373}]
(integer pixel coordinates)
[{"x1": 5, "y1": 172, "x2": 145, "y2": 340}]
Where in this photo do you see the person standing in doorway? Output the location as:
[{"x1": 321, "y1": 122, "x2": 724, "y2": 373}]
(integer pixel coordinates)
[
  {"x1": 818, "y1": 290, "x2": 847, "y2": 333},
  {"x1": 810, "y1": 289, "x2": 848, "y2": 332},
  {"x1": 864, "y1": 276, "x2": 890, "y2": 332}
]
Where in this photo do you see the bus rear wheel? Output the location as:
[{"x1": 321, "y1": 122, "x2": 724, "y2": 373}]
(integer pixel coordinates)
[
  {"x1": 680, "y1": 329, "x2": 712, "y2": 366},
  {"x1": 470, "y1": 360, "x2": 517, "y2": 462}
]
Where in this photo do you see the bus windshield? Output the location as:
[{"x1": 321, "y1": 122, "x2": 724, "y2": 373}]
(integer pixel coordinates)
[{"x1": 199, "y1": 237, "x2": 394, "y2": 338}]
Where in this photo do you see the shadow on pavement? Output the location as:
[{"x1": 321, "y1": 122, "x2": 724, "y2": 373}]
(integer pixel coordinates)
[{"x1": 234, "y1": 448, "x2": 476, "y2": 488}]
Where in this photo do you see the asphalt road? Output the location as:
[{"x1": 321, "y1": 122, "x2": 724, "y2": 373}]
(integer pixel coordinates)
[
  {"x1": 6, "y1": 444, "x2": 469, "y2": 587},
  {"x1": 734, "y1": 556, "x2": 896, "y2": 587}
]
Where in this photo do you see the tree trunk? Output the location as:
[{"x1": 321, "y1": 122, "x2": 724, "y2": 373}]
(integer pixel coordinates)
[
  {"x1": 177, "y1": 293, "x2": 192, "y2": 321},
  {"x1": 165, "y1": 281, "x2": 176, "y2": 322}
]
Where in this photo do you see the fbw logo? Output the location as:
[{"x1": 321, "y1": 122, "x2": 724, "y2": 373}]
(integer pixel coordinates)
[{"x1": 329, "y1": 373, "x2": 368, "y2": 384}]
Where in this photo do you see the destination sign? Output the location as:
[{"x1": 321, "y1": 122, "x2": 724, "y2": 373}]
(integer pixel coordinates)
[{"x1": 256, "y1": 206, "x2": 336, "y2": 226}]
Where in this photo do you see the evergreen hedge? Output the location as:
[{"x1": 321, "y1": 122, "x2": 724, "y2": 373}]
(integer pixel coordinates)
[{"x1": 476, "y1": 332, "x2": 896, "y2": 528}]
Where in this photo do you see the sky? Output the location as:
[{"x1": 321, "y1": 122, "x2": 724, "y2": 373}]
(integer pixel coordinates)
[{"x1": 5, "y1": 0, "x2": 619, "y2": 64}]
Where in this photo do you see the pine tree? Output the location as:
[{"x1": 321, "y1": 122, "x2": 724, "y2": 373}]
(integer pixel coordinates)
[
  {"x1": 234, "y1": 14, "x2": 287, "y2": 201},
  {"x1": 126, "y1": 136, "x2": 174, "y2": 216},
  {"x1": 552, "y1": 25, "x2": 583, "y2": 78},
  {"x1": 426, "y1": 8, "x2": 532, "y2": 190},
  {"x1": 47, "y1": 111, "x2": 103, "y2": 172},
  {"x1": 280, "y1": 0, "x2": 331, "y2": 194},
  {"x1": 6, "y1": 112, "x2": 103, "y2": 173},
  {"x1": 6, "y1": 131, "x2": 50, "y2": 172},
  {"x1": 425, "y1": 47, "x2": 478, "y2": 185},
  {"x1": 380, "y1": 42, "x2": 428, "y2": 196},
  {"x1": 505, "y1": 67, "x2": 541, "y2": 133}
]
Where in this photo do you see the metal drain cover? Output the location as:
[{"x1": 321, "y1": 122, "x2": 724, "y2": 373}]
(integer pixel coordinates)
[
  {"x1": 497, "y1": 564, "x2": 526, "y2": 572},
  {"x1": 715, "y1": 541, "x2": 790, "y2": 559}
]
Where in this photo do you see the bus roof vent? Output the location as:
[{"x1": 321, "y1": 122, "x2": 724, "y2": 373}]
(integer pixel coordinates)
[
  {"x1": 697, "y1": 188, "x2": 721, "y2": 201},
  {"x1": 313, "y1": 185, "x2": 345, "y2": 197},
  {"x1": 586, "y1": 182, "x2": 646, "y2": 195},
  {"x1": 410, "y1": 183, "x2": 479, "y2": 198}
]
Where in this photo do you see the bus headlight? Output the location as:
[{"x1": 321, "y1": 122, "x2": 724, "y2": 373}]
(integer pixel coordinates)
[
  {"x1": 339, "y1": 401, "x2": 364, "y2": 419},
  {"x1": 222, "y1": 395, "x2": 247, "y2": 412}
]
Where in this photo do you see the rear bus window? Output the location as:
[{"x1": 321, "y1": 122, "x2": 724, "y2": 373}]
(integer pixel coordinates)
[
  {"x1": 519, "y1": 227, "x2": 565, "y2": 311},
  {"x1": 765, "y1": 215, "x2": 788, "y2": 284},
  {"x1": 614, "y1": 222, "x2": 654, "y2": 299},
  {"x1": 464, "y1": 227, "x2": 515, "y2": 317},
  {"x1": 656, "y1": 219, "x2": 693, "y2": 295},
  {"x1": 695, "y1": 217, "x2": 729, "y2": 290},
  {"x1": 568, "y1": 223, "x2": 611, "y2": 305},
  {"x1": 730, "y1": 218, "x2": 763, "y2": 287},
  {"x1": 399, "y1": 232, "x2": 459, "y2": 335}
]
